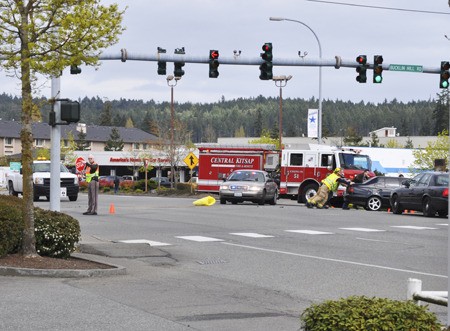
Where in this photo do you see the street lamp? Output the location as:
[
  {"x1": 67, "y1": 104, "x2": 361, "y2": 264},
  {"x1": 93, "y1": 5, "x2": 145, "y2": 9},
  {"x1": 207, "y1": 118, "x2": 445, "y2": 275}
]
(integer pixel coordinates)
[
  {"x1": 272, "y1": 75, "x2": 292, "y2": 149},
  {"x1": 269, "y1": 17, "x2": 323, "y2": 144},
  {"x1": 166, "y1": 75, "x2": 181, "y2": 188}
]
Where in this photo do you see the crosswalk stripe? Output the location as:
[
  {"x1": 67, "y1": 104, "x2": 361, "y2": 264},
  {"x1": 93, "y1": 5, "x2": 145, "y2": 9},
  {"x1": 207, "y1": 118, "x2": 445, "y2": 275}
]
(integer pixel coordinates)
[
  {"x1": 119, "y1": 239, "x2": 171, "y2": 246},
  {"x1": 285, "y1": 230, "x2": 334, "y2": 235},
  {"x1": 230, "y1": 233, "x2": 274, "y2": 238},
  {"x1": 391, "y1": 226, "x2": 438, "y2": 230},
  {"x1": 175, "y1": 236, "x2": 224, "y2": 242},
  {"x1": 340, "y1": 227, "x2": 385, "y2": 232}
]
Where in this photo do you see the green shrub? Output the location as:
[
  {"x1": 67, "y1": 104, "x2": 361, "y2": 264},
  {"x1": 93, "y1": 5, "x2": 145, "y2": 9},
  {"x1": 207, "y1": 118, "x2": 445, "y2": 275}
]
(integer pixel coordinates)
[
  {"x1": 0, "y1": 198, "x2": 24, "y2": 256},
  {"x1": 0, "y1": 196, "x2": 81, "y2": 259},
  {"x1": 34, "y1": 208, "x2": 80, "y2": 258},
  {"x1": 300, "y1": 296, "x2": 442, "y2": 331}
]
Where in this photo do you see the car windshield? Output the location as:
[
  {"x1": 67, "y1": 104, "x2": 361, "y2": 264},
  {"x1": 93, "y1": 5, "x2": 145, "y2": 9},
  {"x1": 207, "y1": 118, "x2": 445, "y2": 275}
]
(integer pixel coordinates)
[
  {"x1": 32, "y1": 163, "x2": 70, "y2": 173},
  {"x1": 228, "y1": 171, "x2": 264, "y2": 182}
]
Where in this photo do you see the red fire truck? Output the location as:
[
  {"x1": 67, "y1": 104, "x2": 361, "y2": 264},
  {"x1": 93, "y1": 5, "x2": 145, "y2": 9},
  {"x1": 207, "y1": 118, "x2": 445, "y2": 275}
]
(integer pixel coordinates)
[
  {"x1": 196, "y1": 144, "x2": 373, "y2": 203},
  {"x1": 280, "y1": 145, "x2": 373, "y2": 203},
  {"x1": 196, "y1": 144, "x2": 279, "y2": 192}
]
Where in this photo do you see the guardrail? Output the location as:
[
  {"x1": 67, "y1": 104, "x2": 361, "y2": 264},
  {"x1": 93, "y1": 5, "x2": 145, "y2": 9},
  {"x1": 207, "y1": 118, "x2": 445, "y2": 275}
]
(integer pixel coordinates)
[{"x1": 407, "y1": 278, "x2": 448, "y2": 307}]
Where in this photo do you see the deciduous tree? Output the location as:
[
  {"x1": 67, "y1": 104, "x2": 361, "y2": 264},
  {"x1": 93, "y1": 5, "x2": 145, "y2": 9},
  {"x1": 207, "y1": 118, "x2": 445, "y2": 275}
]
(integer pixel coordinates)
[{"x1": 0, "y1": 0, "x2": 125, "y2": 257}]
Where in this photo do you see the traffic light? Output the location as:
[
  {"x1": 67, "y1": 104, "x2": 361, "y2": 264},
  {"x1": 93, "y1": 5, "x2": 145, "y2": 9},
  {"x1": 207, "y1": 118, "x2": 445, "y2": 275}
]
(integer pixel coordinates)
[
  {"x1": 174, "y1": 47, "x2": 185, "y2": 78},
  {"x1": 209, "y1": 50, "x2": 219, "y2": 78},
  {"x1": 373, "y1": 55, "x2": 383, "y2": 83},
  {"x1": 259, "y1": 42, "x2": 273, "y2": 80},
  {"x1": 355, "y1": 55, "x2": 367, "y2": 83},
  {"x1": 61, "y1": 101, "x2": 81, "y2": 123},
  {"x1": 157, "y1": 47, "x2": 166, "y2": 75},
  {"x1": 70, "y1": 65, "x2": 81, "y2": 75},
  {"x1": 440, "y1": 61, "x2": 449, "y2": 89}
]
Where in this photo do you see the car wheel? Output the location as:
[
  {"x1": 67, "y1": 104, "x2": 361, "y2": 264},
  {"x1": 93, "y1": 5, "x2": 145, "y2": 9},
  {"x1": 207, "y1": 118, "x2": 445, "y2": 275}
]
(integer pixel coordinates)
[
  {"x1": 366, "y1": 196, "x2": 382, "y2": 211},
  {"x1": 220, "y1": 198, "x2": 226, "y2": 205},
  {"x1": 300, "y1": 183, "x2": 319, "y2": 204},
  {"x1": 231, "y1": 200, "x2": 238, "y2": 205},
  {"x1": 422, "y1": 197, "x2": 435, "y2": 217},
  {"x1": 69, "y1": 195, "x2": 78, "y2": 202},
  {"x1": 8, "y1": 182, "x2": 18, "y2": 197},
  {"x1": 269, "y1": 190, "x2": 278, "y2": 205},
  {"x1": 391, "y1": 195, "x2": 403, "y2": 214},
  {"x1": 438, "y1": 210, "x2": 448, "y2": 218},
  {"x1": 258, "y1": 190, "x2": 266, "y2": 205}
]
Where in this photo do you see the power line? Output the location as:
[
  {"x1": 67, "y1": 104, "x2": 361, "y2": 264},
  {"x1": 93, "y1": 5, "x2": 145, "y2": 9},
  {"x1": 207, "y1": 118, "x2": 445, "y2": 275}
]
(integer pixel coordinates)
[{"x1": 306, "y1": 0, "x2": 450, "y2": 15}]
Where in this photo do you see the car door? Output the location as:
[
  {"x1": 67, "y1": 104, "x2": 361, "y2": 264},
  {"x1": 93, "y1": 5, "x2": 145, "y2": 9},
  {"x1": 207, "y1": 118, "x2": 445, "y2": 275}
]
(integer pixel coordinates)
[{"x1": 410, "y1": 173, "x2": 432, "y2": 209}]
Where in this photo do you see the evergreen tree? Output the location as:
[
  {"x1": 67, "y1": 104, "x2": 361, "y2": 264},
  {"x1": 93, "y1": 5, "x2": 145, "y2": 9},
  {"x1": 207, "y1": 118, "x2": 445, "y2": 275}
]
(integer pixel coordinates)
[
  {"x1": 433, "y1": 89, "x2": 449, "y2": 133},
  {"x1": 343, "y1": 127, "x2": 363, "y2": 146},
  {"x1": 76, "y1": 129, "x2": 90, "y2": 151},
  {"x1": 99, "y1": 101, "x2": 113, "y2": 126},
  {"x1": 104, "y1": 127, "x2": 124, "y2": 151}
]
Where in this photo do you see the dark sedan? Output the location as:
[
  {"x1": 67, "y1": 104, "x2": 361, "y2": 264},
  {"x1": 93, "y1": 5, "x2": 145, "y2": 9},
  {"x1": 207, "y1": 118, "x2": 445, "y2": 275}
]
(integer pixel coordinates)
[
  {"x1": 389, "y1": 172, "x2": 448, "y2": 217},
  {"x1": 345, "y1": 176, "x2": 405, "y2": 211}
]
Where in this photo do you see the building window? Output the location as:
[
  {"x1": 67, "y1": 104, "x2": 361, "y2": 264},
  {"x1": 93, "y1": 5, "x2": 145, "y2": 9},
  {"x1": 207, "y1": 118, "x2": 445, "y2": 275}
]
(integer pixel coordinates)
[
  {"x1": 133, "y1": 143, "x2": 140, "y2": 150},
  {"x1": 35, "y1": 139, "x2": 44, "y2": 147},
  {"x1": 142, "y1": 143, "x2": 148, "y2": 150},
  {"x1": 5, "y1": 137, "x2": 13, "y2": 145}
]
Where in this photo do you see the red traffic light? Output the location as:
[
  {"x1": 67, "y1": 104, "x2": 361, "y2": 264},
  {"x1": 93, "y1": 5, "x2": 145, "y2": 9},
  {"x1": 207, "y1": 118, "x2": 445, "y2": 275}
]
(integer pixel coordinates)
[
  {"x1": 356, "y1": 55, "x2": 367, "y2": 64},
  {"x1": 262, "y1": 43, "x2": 272, "y2": 52},
  {"x1": 210, "y1": 50, "x2": 219, "y2": 60}
]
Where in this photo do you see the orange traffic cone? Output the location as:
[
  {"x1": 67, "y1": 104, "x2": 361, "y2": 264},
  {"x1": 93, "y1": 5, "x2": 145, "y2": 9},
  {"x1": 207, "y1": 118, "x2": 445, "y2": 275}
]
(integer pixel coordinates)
[
  {"x1": 387, "y1": 208, "x2": 391, "y2": 213},
  {"x1": 109, "y1": 203, "x2": 115, "y2": 214}
]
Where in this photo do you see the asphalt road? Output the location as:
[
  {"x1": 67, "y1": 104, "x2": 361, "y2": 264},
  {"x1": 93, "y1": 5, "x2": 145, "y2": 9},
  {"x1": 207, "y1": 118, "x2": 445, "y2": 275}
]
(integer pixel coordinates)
[{"x1": 1, "y1": 192, "x2": 447, "y2": 330}]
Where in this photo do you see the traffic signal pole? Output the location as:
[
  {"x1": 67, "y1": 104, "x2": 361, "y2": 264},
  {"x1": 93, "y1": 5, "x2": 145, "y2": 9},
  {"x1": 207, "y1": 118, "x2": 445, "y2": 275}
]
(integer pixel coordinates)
[{"x1": 99, "y1": 50, "x2": 443, "y2": 74}]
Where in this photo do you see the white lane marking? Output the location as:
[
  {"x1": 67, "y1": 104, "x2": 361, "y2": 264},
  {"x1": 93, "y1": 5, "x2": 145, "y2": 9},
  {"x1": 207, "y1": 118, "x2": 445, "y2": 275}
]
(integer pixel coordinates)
[
  {"x1": 230, "y1": 233, "x2": 274, "y2": 238},
  {"x1": 286, "y1": 230, "x2": 334, "y2": 235},
  {"x1": 391, "y1": 226, "x2": 438, "y2": 230},
  {"x1": 340, "y1": 227, "x2": 385, "y2": 232},
  {"x1": 436, "y1": 223, "x2": 448, "y2": 226},
  {"x1": 119, "y1": 239, "x2": 171, "y2": 246},
  {"x1": 176, "y1": 236, "x2": 224, "y2": 242},
  {"x1": 222, "y1": 242, "x2": 447, "y2": 278}
]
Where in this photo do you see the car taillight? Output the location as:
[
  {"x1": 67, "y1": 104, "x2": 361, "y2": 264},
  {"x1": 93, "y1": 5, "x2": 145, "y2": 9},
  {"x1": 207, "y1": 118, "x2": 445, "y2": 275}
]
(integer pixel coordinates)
[
  {"x1": 443, "y1": 188, "x2": 448, "y2": 198},
  {"x1": 348, "y1": 187, "x2": 354, "y2": 193}
]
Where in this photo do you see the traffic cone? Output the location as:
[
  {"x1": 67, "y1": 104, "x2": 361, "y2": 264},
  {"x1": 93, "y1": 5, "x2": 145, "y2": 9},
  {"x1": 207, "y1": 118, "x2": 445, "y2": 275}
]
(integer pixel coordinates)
[
  {"x1": 387, "y1": 208, "x2": 391, "y2": 213},
  {"x1": 109, "y1": 203, "x2": 115, "y2": 214}
]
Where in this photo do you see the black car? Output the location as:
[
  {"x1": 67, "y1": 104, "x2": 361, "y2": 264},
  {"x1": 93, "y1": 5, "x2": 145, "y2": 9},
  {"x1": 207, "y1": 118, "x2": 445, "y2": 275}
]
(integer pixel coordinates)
[
  {"x1": 150, "y1": 176, "x2": 172, "y2": 188},
  {"x1": 389, "y1": 172, "x2": 449, "y2": 217},
  {"x1": 345, "y1": 176, "x2": 405, "y2": 211}
]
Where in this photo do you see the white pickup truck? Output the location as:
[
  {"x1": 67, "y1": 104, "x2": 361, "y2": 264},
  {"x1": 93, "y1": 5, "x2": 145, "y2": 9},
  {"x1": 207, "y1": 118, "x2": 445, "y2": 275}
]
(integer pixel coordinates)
[{"x1": 6, "y1": 161, "x2": 79, "y2": 201}]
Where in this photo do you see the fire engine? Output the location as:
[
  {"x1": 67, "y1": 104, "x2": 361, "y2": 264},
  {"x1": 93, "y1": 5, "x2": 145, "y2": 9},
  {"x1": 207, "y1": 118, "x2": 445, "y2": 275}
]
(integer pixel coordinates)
[
  {"x1": 280, "y1": 144, "x2": 373, "y2": 203},
  {"x1": 196, "y1": 144, "x2": 279, "y2": 192},
  {"x1": 196, "y1": 144, "x2": 373, "y2": 202}
]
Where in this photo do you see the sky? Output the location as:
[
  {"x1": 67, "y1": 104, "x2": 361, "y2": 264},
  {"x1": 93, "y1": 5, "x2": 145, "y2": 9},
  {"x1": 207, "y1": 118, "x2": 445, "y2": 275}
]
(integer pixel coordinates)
[{"x1": 1, "y1": 0, "x2": 449, "y2": 105}]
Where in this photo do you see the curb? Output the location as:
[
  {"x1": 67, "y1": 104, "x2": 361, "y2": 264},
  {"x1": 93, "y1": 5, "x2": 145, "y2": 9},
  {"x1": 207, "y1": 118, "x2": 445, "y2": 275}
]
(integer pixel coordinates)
[{"x1": 0, "y1": 252, "x2": 126, "y2": 278}]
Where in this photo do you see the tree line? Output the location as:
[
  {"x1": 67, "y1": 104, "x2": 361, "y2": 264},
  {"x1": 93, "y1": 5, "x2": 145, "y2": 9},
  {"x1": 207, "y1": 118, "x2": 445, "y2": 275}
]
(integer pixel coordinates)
[{"x1": 0, "y1": 89, "x2": 448, "y2": 145}]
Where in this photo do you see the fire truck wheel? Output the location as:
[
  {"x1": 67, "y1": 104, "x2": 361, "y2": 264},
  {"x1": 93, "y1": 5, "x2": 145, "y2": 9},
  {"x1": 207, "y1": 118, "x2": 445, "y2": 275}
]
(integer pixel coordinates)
[
  {"x1": 301, "y1": 183, "x2": 319, "y2": 204},
  {"x1": 220, "y1": 198, "x2": 226, "y2": 204}
]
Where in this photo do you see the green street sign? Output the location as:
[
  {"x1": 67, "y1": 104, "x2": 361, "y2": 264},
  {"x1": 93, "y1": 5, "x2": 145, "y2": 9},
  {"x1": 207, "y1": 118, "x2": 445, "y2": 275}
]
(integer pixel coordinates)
[{"x1": 388, "y1": 64, "x2": 423, "y2": 73}]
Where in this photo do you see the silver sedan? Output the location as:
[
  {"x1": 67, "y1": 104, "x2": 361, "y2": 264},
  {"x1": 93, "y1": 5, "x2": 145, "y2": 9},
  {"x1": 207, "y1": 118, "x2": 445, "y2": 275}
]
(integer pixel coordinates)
[{"x1": 219, "y1": 169, "x2": 278, "y2": 205}]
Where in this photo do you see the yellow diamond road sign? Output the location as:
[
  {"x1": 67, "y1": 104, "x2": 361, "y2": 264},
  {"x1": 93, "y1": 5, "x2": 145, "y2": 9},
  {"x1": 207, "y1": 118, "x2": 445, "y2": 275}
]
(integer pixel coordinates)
[{"x1": 184, "y1": 152, "x2": 198, "y2": 170}]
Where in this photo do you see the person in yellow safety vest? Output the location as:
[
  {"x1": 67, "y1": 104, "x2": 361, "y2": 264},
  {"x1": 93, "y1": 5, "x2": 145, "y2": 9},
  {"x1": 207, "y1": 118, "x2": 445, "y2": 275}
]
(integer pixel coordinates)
[
  {"x1": 306, "y1": 168, "x2": 353, "y2": 209},
  {"x1": 83, "y1": 154, "x2": 100, "y2": 215}
]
